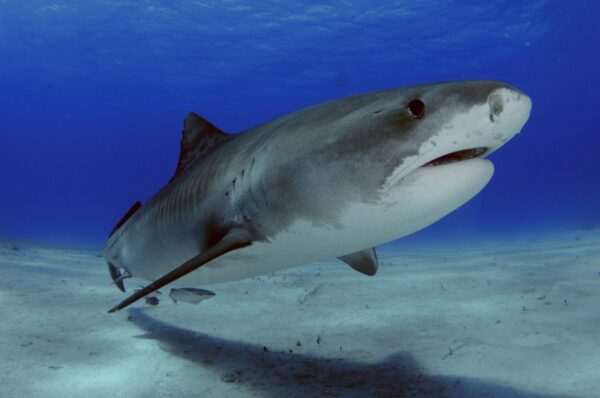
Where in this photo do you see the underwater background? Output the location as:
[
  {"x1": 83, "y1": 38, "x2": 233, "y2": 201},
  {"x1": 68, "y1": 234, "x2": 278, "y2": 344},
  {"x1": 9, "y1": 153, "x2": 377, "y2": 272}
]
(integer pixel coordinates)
[
  {"x1": 1, "y1": 3, "x2": 600, "y2": 397},
  {"x1": 0, "y1": 1, "x2": 598, "y2": 248}
]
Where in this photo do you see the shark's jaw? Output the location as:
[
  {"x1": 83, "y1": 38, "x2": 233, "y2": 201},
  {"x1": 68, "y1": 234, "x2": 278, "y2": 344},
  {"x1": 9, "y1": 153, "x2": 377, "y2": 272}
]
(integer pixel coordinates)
[
  {"x1": 420, "y1": 147, "x2": 488, "y2": 168},
  {"x1": 368, "y1": 158, "x2": 494, "y2": 246}
]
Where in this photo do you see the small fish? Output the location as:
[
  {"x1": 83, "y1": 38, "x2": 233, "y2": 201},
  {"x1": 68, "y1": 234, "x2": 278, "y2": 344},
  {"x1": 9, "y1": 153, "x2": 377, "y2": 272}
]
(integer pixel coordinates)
[{"x1": 169, "y1": 288, "x2": 215, "y2": 304}]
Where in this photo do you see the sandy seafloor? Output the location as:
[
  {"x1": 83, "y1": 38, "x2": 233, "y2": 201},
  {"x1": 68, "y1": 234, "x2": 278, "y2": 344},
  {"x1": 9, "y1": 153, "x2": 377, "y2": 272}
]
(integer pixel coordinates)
[{"x1": 0, "y1": 230, "x2": 599, "y2": 398}]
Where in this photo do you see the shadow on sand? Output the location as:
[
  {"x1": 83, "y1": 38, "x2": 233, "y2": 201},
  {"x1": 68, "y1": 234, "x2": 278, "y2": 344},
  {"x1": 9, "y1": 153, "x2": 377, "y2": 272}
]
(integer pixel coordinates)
[{"x1": 128, "y1": 309, "x2": 568, "y2": 398}]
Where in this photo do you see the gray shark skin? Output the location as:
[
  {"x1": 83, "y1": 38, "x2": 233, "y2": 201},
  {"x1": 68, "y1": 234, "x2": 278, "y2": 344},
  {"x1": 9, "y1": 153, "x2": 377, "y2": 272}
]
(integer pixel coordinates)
[{"x1": 103, "y1": 80, "x2": 532, "y2": 312}]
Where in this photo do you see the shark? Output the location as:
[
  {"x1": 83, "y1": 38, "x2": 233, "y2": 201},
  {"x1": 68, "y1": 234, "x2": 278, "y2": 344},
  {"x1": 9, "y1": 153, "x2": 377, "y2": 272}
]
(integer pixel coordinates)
[{"x1": 103, "y1": 80, "x2": 532, "y2": 313}]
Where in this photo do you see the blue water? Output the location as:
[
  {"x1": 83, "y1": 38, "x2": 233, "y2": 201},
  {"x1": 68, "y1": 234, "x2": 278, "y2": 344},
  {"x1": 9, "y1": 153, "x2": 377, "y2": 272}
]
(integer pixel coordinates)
[{"x1": 0, "y1": 1, "x2": 598, "y2": 247}]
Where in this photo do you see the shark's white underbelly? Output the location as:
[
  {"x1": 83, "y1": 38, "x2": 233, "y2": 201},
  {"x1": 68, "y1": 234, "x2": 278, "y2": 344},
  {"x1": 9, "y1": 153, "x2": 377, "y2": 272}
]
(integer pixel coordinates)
[{"x1": 126, "y1": 158, "x2": 493, "y2": 286}]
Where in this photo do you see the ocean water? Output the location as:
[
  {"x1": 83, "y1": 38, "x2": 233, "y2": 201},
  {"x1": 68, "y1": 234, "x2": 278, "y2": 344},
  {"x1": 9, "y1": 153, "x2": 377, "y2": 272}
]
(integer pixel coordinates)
[
  {"x1": 1, "y1": 2, "x2": 599, "y2": 398},
  {"x1": 0, "y1": 1, "x2": 598, "y2": 247}
]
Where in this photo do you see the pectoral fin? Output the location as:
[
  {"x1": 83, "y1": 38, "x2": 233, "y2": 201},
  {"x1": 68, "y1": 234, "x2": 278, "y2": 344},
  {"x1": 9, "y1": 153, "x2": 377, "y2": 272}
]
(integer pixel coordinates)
[
  {"x1": 107, "y1": 228, "x2": 252, "y2": 313},
  {"x1": 338, "y1": 247, "x2": 378, "y2": 276}
]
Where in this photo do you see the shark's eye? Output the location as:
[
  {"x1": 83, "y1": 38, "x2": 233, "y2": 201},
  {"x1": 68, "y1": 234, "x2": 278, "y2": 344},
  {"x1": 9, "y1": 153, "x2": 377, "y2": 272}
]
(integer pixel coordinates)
[{"x1": 408, "y1": 99, "x2": 425, "y2": 119}]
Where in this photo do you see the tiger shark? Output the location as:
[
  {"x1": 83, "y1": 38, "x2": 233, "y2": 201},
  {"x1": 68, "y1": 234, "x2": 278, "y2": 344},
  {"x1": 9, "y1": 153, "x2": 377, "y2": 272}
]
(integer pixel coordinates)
[{"x1": 103, "y1": 80, "x2": 532, "y2": 313}]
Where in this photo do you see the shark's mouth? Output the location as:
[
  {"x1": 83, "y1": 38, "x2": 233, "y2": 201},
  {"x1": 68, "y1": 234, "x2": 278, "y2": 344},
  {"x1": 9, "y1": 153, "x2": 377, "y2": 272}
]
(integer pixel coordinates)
[{"x1": 421, "y1": 147, "x2": 487, "y2": 167}]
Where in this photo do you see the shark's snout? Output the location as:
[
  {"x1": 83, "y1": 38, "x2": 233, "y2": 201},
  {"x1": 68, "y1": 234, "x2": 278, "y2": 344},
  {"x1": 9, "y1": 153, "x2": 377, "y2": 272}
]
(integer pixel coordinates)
[
  {"x1": 488, "y1": 90, "x2": 505, "y2": 121},
  {"x1": 487, "y1": 86, "x2": 532, "y2": 128}
]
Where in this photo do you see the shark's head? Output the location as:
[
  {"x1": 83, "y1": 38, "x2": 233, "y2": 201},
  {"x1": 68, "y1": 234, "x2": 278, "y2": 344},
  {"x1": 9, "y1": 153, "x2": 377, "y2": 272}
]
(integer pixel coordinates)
[
  {"x1": 367, "y1": 80, "x2": 532, "y2": 188},
  {"x1": 341, "y1": 80, "x2": 532, "y2": 240},
  {"x1": 276, "y1": 80, "x2": 531, "y2": 244},
  {"x1": 368, "y1": 81, "x2": 531, "y2": 238}
]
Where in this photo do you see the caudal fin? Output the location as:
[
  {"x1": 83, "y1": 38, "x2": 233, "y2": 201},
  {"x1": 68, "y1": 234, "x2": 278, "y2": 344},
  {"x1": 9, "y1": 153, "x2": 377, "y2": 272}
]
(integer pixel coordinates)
[
  {"x1": 105, "y1": 201, "x2": 141, "y2": 292},
  {"x1": 107, "y1": 262, "x2": 129, "y2": 292}
]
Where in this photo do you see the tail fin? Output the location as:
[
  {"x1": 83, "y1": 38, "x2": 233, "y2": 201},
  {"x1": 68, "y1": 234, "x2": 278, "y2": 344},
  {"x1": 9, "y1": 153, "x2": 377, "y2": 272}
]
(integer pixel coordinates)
[
  {"x1": 107, "y1": 262, "x2": 129, "y2": 292},
  {"x1": 106, "y1": 201, "x2": 141, "y2": 292}
]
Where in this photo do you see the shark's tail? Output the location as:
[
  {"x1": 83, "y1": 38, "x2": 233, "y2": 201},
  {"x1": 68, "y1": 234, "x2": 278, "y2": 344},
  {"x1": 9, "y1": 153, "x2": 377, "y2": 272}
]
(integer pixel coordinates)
[
  {"x1": 107, "y1": 261, "x2": 128, "y2": 292},
  {"x1": 106, "y1": 201, "x2": 141, "y2": 292}
]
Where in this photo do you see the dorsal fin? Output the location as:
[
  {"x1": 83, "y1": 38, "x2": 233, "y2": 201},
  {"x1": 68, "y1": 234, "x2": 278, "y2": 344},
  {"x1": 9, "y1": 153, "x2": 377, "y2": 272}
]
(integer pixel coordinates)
[{"x1": 170, "y1": 112, "x2": 230, "y2": 182}]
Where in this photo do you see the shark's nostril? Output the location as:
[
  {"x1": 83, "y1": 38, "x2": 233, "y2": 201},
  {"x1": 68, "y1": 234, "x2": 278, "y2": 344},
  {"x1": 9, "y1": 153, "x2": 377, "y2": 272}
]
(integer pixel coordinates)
[{"x1": 488, "y1": 92, "x2": 504, "y2": 122}]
